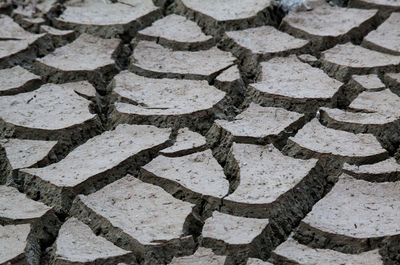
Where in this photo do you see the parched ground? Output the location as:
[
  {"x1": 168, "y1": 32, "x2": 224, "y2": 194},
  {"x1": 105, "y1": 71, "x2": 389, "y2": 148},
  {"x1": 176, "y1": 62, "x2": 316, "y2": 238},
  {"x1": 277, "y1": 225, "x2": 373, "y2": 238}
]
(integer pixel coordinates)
[{"x1": 1, "y1": 0, "x2": 400, "y2": 264}]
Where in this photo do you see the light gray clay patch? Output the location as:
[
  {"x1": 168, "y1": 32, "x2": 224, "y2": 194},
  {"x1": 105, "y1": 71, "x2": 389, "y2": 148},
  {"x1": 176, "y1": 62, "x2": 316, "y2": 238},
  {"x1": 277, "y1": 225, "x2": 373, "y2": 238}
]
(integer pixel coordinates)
[
  {"x1": 53, "y1": 0, "x2": 160, "y2": 38},
  {"x1": 137, "y1": 14, "x2": 213, "y2": 50},
  {"x1": 71, "y1": 175, "x2": 196, "y2": 264}
]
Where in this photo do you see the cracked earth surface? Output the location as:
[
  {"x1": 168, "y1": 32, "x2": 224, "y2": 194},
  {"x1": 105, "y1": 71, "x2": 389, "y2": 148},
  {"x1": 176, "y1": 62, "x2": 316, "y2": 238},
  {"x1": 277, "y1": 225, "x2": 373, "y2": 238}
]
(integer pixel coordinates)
[{"x1": 1, "y1": 0, "x2": 400, "y2": 264}]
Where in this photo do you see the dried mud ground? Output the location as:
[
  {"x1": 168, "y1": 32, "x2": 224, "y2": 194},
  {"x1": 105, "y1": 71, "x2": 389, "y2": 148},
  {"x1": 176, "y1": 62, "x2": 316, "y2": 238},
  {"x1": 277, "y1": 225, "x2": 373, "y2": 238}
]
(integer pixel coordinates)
[{"x1": 1, "y1": 0, "x2": 400, "y2": 264}]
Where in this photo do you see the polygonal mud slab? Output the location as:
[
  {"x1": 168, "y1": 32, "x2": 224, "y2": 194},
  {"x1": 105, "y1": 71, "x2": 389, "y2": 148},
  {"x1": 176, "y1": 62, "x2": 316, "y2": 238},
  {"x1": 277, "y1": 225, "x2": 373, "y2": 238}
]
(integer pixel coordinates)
[
  {"x1": 280, "y1": 1, "x2": 378, "y2": 50},
  {"x1": 12, "y1": 0, "x2": 58, "y2": 22},
  {"x1": 247, "y1": 56, "x2": 343, "y2": 114},
  {"x1": 384, "y1": 72, "x2": 400, "y2": 95},
  {"x1": 0, "y1": 139, "x2": 57, "y2": 170},
  {"x1": 285, "y1": 118, "x2": 387, "y2": 164},
  {"x1": 17, "y1": 17, "x2": 46, "y2": 33},
  {"x1": 109, "y1": 71, "x2": 226, "y2": 132},
  {"x1": 0, "y1": 66, "x2": 41, "y2": 96},
  {"x1": 52, "y1": 218, "x2": 134, "y2": 265},
  {"x1": 270, "y1": 237, "x2": 383, "y2": 265},
  {"x1": 137, "y1": 14, "x2": 213, "y2": 50},
  {"x1": 294, "y1": 174, "x2": 400, "y2": 253},
  {"x1": 319, "y1": 107, "x2": 400, "y2": 152},
  {"x1": 201, "y1": 211, "x2": 272, "y2": 261},
  {"x1": 339, "y1": 74, "x2": 386, "y2": 106},
  {"x1": 71, "y1": 175, "x2": 196, "y2": 264},
  {"x1": 160, "y1": 127, "x2": 206, "y2": 157},
  {"x1": 363, "y1": 13, "x2": 400, "y2": 55},
  {"x1": 222, "y1": 144, "x2": 321, "y2": 224},
  {"x1": 0, "y1": 15, "x2": 46, "y2": 68},
  {"x1": 297, "y1": 54, "x2": 319, "y2": 66},
  {"x1": 0, "y1": 223, "x2": 39, "y2": 265},
  {"x1": 141, "y1": 150, "x2": 229, "y2": 205},
  {"x1": 320, "y1": 43, "x2": 400, "y2": 81},
  {"x1": 53, "y1": 0, "x2": 161, "y2": 38},
  {"x1": 349, "y1": 0, "x2": 400, "y2": 12},
  {"x1": 349, "y1": 89, "x2": 400, "y2": 117},
  {"x1": 0, "y1": 185, "x2": 51, "y2": 224},
  {"x1": 246, "y1": 258, "x2": 273, "y2": 265},
  {"x1": 223, "y1": 26, "x2": 309, "y2": 62},
  {"x1": 0, "y1": 185, "x2": 59, "y2": 245},
  {"x1": 129, "y1": 41, "x2": 235, "y2": 81},
  {"x1": 170, "y1": 247, "x2": 226, "y2": 265},
  {"x1": 343, "y1": 157, "x2": 400, "y2": 182},
  {"x1": 34, "y1": 33, "x2": 121, "y2": 90},
  {"x1": 69, "y1": 81, "x2": 98, "y2": 101},
  {"x1": 174, "y1": 0, "x2": 276, "y2": 36},
  {"x1": 19, "y1": 124, "x2": 171, "y2": 214},
  {"x1": 0, "y1": 138, "x2": 57, "y2": 184},
  {"x1": 0, "y1": 82, "x2": 101, "y2": 151},
  {"x1": 40, "y1": 25, "x2": 76, "y2": 48},
  {"x1": 352, "y1": 74, "x2": 385, "y2": 91},
  {"x1": 214, "y1": 65, "x2": 245, "y2": 104},
  {"x1": 206, "y1": 103, "x2": 305, "y2": 164}
]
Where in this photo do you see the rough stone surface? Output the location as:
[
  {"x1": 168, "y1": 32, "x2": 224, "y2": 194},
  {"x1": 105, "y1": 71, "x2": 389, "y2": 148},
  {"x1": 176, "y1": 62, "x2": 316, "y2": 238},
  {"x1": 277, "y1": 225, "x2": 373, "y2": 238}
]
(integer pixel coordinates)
[
  {"x1": 0, "y1": 223, "x2": 38, "y2": 265},
  {"x1": 280, "y1": 2, "x2": 378, "y2": 50},
  {"x1": 207, "y1": 103, "x2": 305, "y2": 164},
  {"x1": 0, "y1": 82, "x2": 101, "y2": 150},
  {"x1": 286, "y1": 118, "x2": 387, "y2": 163},
  {"x1": 247, "y1": 56, "x2": 343, "y2": 114},
  {"x1": 52, "y1": 218, "x2": 133, "y2": 265},
  {"x1": 137, "y1": 14, "x2": 213, "y2": 50},
  {"x1": 141, "y1": 149, "x2": 229, "y2": 205},
  {"x1": 222, "y1": 143, "x2": 319, "y2": 219},
  {"x1": 201, "y1": 211, "x2": 271, "y2": 260},
  {"x1": 363, "y1": 13, "x2": 400, "y2": 55},
  {"x1": 169, "y1": 247, "x2": 226, "y2": 265},
  {"x1": 53, "y1": 0, "x2": 161, "y2": 38},
  {"x1": 0, "y1": 66, "x2": 41, "y2": 96},
  {"x1": 71, "y1": 175, "x2": 196, "y2": 264},
  {"x1": 0, "y1": 15, "x2": 45, "y2": 68},
  {"x1": 19, "y1": 124, "x2": 171, "y2": 214},
  {"x1": 224, "y1": 26, "x2": 309, "y2": 61},
  {"x1": 343, "y1": 157, "x2": 400, "y2": 182},
  {"x1": 321, "y1": 43, "x2": 400, "y2": 81},
  {"x1": 35, "y1": 34, "x2": 121, "y2": 89},
  {"x1": 129, "y1": 41, "x2": 235, "y2": 81},
  {"x1": 109, "y1": 71, "x2": 226, "y2": 132},
  {"x1": 160, "y1": 128, "x2": 206, "y2": 157},
  {"x1": 270, "y1": 237, "x2": 383, "y2": 265},
  {"x1": 295, "y1": 174, "x2": 400, "y2": 253}
]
